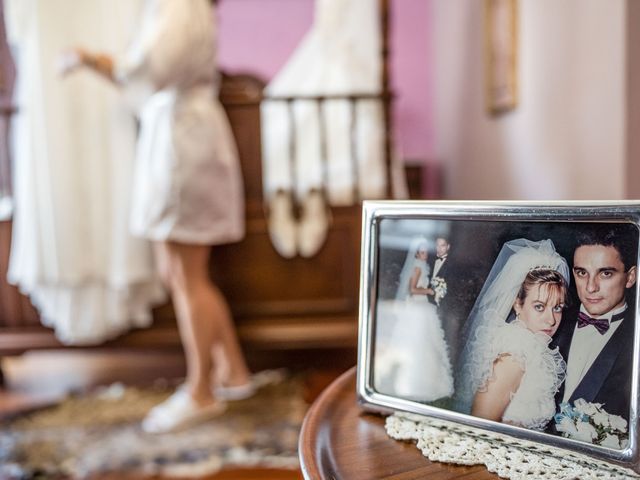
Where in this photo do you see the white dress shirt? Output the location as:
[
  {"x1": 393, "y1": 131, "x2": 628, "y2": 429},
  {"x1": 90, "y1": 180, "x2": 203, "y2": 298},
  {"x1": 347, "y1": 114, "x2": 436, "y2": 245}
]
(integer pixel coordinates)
[
  {"x1": 562, "y1": 304, "x2": 627, "y2": 402},
  {"x1": 433, "y1": 255, "x2": 447, "y2": 278}
]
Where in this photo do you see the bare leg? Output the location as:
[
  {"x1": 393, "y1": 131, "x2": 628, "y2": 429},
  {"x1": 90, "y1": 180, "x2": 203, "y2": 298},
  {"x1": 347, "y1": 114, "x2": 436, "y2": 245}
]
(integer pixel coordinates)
[
  {"x1": 211, "y1": 335, "x2": 253, "y2": 388},
  {"x1": 210, "y1": 344, "x2": 228, "y2": 386},
  {"x1": 162, "y1": 241, "x2": 250, "y2": 404},
  {"x1": 153, "y1": 242, "x2": 172, "y2": 290}
]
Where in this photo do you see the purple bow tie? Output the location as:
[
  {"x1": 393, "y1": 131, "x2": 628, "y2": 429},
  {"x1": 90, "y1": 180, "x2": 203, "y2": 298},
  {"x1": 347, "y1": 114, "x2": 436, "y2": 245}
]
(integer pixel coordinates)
[{"x1": 577, "y1": 311, "x2": 623, "y2": 335}]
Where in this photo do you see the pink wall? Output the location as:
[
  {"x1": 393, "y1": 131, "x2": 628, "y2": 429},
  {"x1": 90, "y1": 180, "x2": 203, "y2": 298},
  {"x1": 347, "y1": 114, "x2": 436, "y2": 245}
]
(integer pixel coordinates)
[{"x1": 217, "y1": 0, "x2": 434, "y2": 162}]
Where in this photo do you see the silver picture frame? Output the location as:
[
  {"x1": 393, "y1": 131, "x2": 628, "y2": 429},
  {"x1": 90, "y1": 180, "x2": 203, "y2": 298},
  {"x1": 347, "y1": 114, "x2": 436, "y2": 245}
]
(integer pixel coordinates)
[{"x1": 357, "y1": 200, "x2": 640, "y2": 472}]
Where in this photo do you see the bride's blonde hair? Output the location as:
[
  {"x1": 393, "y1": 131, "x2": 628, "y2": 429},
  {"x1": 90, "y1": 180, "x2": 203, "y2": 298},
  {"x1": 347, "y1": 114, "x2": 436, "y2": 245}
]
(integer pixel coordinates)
[{"x1": 515, "y1": 268, "x2": 569, "y2": 309}]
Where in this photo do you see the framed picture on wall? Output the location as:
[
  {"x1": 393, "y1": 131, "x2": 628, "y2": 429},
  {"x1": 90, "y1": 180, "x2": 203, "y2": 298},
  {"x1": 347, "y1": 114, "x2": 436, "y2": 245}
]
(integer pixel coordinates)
[
  {"x1": 357, "y1": 200, "x2": 640, "y2": 473},
  {"x1": 485, "y1": 0, "x2": 518, "y2": 114}
]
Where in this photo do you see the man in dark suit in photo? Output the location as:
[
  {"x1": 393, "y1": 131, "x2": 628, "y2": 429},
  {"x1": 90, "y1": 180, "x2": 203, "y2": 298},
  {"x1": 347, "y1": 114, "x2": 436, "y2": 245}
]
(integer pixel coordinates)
[
  {"x1": 428, "y1": 237, "x2": 464, "y2": 366},
  {"x1": 553, "y1": 227, "x2": 637, "y2": 423},
  {"x1": 429, "y1": 237, "x2": 451, "y2": 301}
]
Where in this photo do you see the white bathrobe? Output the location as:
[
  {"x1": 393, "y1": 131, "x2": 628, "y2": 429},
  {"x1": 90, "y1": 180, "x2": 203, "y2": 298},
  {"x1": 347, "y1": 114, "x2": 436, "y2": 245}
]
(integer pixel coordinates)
[{"x1": 114, "y1": 0, "x2": 244, "y2": 245}]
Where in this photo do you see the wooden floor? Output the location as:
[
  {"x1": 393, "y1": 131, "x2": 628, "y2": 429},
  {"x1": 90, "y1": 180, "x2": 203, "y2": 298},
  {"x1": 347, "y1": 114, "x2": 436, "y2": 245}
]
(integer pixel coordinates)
[{"x1": 0, "y1": 350, "x2": 349, "y2": 480}]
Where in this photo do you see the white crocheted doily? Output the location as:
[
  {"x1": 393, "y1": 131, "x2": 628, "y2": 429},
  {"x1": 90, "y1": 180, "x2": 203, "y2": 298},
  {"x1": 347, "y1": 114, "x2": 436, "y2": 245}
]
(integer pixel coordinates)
[{"x1": 385, "y1": 412, "x2": 640, "y2": 480}]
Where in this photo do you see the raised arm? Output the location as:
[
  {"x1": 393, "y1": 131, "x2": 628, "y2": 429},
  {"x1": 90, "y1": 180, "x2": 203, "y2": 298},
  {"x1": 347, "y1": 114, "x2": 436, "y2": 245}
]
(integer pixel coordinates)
[
  {"x1": 471, "y1": 353, "x2": 524, "y2": 422},
  {"x1": 59, "y1": 48, "x2": 116, "y2": 83}
]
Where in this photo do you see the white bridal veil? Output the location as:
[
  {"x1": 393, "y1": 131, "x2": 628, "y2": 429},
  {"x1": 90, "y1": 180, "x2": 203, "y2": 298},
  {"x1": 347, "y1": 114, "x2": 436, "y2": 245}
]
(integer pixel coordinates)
[{"x1": 454, "y1": 238, "x2": 570, "y2": 414}]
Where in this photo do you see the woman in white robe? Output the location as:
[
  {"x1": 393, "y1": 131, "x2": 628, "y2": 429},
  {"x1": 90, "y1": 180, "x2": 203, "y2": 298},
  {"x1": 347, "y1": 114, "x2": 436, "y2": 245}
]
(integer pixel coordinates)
[{"x1": 62, "y1": 0, "x2": 252, "y2": 432}]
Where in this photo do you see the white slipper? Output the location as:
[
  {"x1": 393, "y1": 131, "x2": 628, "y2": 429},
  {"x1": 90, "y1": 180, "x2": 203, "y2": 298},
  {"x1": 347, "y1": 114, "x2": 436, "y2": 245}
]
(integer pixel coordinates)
[
  {"x1": 214, "y1": 369, "x2": 287, "y2": 401},
  {"x1": 267, "y1": 189, "x2": 298, "y2": 258},
  {"x1": 297, "y1": 189, "x2": 331, "y2": 258},
  {"x1": 142, "y1": 389, "x2": 227, "y2": 434},
  {"x1": 214, "y1": 382, "x2": 257, "y2": 401}
]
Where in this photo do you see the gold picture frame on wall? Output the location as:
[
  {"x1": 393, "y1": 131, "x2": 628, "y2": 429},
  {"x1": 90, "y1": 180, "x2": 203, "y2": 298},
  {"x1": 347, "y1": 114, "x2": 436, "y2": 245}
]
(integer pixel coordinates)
[{"x1": 485, "y1": 0, "x2": 518, "y2": 114}]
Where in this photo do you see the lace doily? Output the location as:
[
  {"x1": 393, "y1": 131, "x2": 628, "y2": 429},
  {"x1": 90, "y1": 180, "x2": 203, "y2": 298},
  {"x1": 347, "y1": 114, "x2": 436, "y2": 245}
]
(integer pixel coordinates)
[{"x1": 385, "y1": 412, "x2": 640, "y2": 480}]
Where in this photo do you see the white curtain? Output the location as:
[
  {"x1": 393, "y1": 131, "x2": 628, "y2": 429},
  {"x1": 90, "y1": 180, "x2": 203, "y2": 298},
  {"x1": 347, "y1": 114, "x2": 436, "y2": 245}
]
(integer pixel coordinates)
[
  {"x1": 261, "y1": 0, "x2": 388, "y2": 205},
  {"x1": 5, "y1": 0, "x2": 165, "y2": 344}
]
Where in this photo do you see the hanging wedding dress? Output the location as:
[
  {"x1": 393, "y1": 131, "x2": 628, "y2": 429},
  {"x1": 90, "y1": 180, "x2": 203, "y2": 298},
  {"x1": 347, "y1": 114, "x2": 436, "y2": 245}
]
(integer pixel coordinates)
[
  {"x1": 375, "y1": 237, "x2": 454, "y2": 403},
  {"x1": 261, "y1": 0, "x2": 387, "y2": 205},
  {"x1": 5, "y1": 0, "x2": 165, "y2": 344}
]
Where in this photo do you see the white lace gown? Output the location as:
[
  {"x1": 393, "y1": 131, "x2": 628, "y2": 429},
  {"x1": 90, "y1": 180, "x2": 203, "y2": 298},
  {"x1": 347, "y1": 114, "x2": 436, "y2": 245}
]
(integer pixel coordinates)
[
  {"x1": 484, "y1": 321, "x2": 566, "y2": 430},
  {"x1": 375, "y1": 262, "x2": 454, "y2": 402},
  {"x1": 5, "y1": 0, "x2": 166, "y2": 344}
]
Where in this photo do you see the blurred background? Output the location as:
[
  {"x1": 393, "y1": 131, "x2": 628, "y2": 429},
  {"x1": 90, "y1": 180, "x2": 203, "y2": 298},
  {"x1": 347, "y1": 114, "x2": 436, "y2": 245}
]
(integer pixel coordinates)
[{"x1": 0, "y1": 0, "x2": 638, "y2": 478}]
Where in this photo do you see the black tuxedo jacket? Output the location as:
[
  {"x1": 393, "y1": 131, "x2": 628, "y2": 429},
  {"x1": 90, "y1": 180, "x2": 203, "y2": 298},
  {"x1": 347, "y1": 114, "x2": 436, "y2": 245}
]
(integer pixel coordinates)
[
  {"x1": 552, "y1": 307, "x2": 634, "y2": 421},
  {"x1": 428, "y1": 256, "x2": 455, "y2": 305}
]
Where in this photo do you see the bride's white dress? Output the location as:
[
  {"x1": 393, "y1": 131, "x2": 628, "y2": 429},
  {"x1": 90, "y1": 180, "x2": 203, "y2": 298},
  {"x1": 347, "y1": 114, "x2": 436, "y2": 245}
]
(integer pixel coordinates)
[
  {"x1": 481, "y1": 320, "x2": 566, "y2": 430},
  {"x1": 375, "y1": 261, "x2": 453, "y2": 402},
  {"x1": 4, "y1": 0, "x2": 165, "y2": 344}
]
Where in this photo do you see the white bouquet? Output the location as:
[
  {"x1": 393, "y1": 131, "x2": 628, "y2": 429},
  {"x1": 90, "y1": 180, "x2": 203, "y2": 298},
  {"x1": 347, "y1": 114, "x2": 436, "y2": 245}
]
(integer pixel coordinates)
[
  {"x1": 554, "y1": 399, "x2": 628, "y2": 449},
  {"x1": 430, "y1": 276, "x2": 447, "y2": 306}
]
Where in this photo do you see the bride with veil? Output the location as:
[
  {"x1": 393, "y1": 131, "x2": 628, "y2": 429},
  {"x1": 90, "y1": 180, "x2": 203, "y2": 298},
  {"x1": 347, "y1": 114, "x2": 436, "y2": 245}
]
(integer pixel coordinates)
[
  {"x1": 454, "y1": 238, "x2": 569, "y2": 430},
  {"x1": 375, "y1": 236, "x2": 453, "y2": 402}
]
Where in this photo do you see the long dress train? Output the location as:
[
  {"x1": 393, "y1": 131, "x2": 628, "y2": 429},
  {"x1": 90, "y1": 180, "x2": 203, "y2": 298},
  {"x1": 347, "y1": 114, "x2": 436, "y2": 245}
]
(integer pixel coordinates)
[
  {"x1": 5, "y1": 0, "x2": 165, "y2": 344},
  {"x1": 375, "y1": 259, "x2": 454, "y2": 402}
]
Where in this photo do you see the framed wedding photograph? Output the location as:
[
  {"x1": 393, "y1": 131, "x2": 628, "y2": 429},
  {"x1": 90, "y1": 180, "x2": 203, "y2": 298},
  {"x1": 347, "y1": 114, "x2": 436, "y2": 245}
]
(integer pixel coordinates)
[{"x1": 357, "y1": 201, "x2": 640, "y2": 472}]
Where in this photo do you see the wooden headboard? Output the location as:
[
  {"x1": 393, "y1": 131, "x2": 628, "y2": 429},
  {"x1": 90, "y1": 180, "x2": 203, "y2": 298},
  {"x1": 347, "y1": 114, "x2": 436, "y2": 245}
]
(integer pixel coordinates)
[
  {"x1": 0, "y1": 0, "x2": 405, "y2": 374},
  {"x1": 0, "y1": 72, "x2": 364, "y2": 358}
]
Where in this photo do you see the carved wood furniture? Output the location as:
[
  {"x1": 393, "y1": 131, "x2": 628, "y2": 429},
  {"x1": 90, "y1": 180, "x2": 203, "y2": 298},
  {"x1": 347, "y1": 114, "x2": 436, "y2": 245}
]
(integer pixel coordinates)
[
  {"x1": 298, "y1": 368, "x2": 499, "y2": 479},
  {"x1": 0, "y1": 74, "x2": 364, "y2": 358},
  {"x1": 0, "y1": 0, "x2": 412, "y2": 373}
]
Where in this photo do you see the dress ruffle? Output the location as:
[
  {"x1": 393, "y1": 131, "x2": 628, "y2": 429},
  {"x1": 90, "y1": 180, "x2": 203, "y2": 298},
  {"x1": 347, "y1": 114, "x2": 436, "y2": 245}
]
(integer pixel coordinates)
[{"x1": 473, "y1": 320, "x2": 565, "y2": 430}]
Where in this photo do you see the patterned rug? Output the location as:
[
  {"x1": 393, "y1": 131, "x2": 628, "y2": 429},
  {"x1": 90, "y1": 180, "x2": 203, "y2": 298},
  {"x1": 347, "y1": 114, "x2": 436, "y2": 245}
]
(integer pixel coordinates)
[{"x1": 0, "y1": 371, "x2": 306, "y2": 479}]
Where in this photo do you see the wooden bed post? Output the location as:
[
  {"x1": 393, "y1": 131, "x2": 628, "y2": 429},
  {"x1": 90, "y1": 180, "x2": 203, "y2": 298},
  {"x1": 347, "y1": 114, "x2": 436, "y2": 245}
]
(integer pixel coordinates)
[{"x1": 380, "y1": 0, "x2": 393, "y2": 199}]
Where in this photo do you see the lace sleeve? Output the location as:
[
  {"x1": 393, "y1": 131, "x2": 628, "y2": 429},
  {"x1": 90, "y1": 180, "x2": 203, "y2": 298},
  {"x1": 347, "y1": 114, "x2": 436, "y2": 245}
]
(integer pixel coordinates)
[{"x1": 464, "y1": 322, "x2": 565, "y2": 404}]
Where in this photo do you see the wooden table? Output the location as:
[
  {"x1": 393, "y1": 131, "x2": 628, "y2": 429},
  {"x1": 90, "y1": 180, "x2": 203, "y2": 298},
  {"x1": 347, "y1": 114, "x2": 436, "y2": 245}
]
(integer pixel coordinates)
[{"x1": 298, "y1": 367, "x2": 499, "y2": 479}]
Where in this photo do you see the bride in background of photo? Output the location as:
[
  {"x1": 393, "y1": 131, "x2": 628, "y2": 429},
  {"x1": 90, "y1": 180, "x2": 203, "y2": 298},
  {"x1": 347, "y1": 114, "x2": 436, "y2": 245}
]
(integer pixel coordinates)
[
  {"x1": 375, "y1": 236, "x2": 453, "y2": 402},
  {"x1": 454, "y1": 238, "x2": 569, "y2": 431}
]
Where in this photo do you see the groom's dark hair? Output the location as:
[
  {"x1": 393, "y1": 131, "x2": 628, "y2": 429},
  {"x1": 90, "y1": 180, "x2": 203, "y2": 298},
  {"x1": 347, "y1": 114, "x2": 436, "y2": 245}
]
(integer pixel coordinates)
[{"x1": 575, "y1": 225, "x2": 638, "y2": 271}]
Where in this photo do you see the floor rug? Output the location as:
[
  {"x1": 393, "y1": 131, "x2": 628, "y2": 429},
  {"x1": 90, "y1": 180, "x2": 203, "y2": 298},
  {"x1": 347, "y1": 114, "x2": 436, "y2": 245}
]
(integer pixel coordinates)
[{"x1": 0, "y1": 370, "x2": 305, "y2": 479}]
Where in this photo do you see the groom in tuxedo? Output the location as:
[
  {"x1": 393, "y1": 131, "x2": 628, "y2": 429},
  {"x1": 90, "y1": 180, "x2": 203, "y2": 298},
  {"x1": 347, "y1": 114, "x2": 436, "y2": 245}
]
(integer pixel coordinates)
[
  {"x1": 428, "y1": 237, "x2": 464, "y2": 366},
  {"x1": 429, "y1": 237, "x2": 452, "y2": 300},
  {"x1": 553, "y1": 227, "x2": 637, "y2": 423}
]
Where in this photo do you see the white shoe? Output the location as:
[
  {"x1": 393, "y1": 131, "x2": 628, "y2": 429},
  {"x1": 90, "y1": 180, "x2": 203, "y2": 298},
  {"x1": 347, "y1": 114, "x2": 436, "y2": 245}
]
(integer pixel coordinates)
[
  {"x1": 267, "y1": 190, "x2": 297, "y2": 258},
  {"x1": 214, "y1": 381, "x2": 257, "y2": 401},
  {"x1": 141, "y1": 389, "x2": 226, "y2": 434},
  {"x1": 297, "y1": 189, "x2": 330, "y2": 258},
  {"x1": 213, "y1": 369, "x2": 287, "y2": 401}
]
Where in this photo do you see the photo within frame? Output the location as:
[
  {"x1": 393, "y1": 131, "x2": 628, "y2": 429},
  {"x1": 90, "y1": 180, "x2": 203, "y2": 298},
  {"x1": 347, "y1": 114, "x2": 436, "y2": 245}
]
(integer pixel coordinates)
[{"x1": 370, "y1": 216, "x2": 638, "y2": 451}]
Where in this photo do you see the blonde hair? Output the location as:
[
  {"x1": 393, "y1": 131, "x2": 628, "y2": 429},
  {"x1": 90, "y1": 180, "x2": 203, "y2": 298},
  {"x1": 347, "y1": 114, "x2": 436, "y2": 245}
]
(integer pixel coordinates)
[{"x1": 516, "y1": 268, "x2": 568, "y2": 306}]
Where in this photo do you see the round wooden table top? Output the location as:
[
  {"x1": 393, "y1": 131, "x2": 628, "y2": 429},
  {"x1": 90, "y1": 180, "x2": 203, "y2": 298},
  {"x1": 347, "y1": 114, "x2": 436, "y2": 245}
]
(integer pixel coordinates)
[{"x1": 298, "y1": 367, "x2": 500, "y2": 479}]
